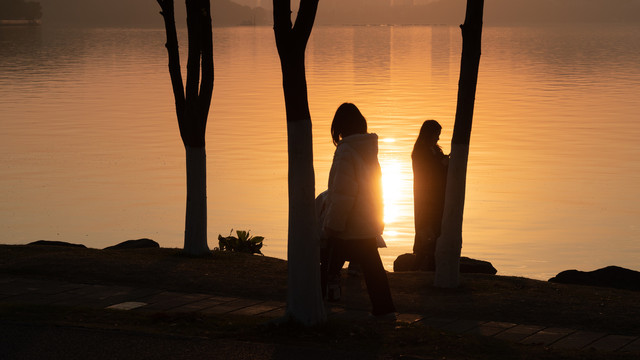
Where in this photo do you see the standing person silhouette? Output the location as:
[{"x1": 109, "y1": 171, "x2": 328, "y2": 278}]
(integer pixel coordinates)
[
  {"x1": 323, "y1": 103, "x2": 396, "y2": 317},
  {"x1": 412, "y1": 120, "x2": 449, "y2": 271}
]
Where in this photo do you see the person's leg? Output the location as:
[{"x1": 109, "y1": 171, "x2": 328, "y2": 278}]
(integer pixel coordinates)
[
  {"x1": 347, "y1": 261, "x2": 362, "y2": 276},
  {"x1": 355, "y1": 238, "x2": 395, "y2": 316},
  {"x1": 325, "y1": 237, "x2": 347, "y2": 301}
]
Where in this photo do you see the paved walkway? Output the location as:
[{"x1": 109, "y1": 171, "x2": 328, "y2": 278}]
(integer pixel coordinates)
[{"x1": 1, "y1": 275, "x2": 639, "y2": 354}]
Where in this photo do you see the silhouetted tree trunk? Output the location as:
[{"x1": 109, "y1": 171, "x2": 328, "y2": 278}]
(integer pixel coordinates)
[
  {"x1": 434, "y1": 0, "x2": 484, "y2": 288},
  {"x1": 157, "y1": 0, "x2": 214, "y2": 256},
  {"x1": 273, "y1": 0, "x2": 326, "y2": 325}
]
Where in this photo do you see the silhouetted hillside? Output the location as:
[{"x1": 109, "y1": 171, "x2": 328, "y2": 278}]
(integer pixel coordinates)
[
  {"x1": 35, "y1": 0, "x2": 268, "y2": 27},
  {"x1": 484, "y1": 0, "x2": 640, "y2": 24},
  {"x1": 313, "y1": 0, "x2": 640, "y2": 25},
  {"x1": 27, "y1": 0, "x2": 640, "y2": 27},
  {"x1": 0, "y1": 0, "x2": 42, "y2": 20}
]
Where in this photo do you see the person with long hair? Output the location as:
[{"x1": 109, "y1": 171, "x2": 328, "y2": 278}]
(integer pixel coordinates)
[
  {"x1": 412, "y1": 120, "x2": 449, "y2": 271},
  {"x1": 323, "y1": 102, "x2": 395, "y2": 317}
]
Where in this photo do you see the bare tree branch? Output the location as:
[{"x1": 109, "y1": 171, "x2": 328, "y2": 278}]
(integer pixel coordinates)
[
  {"x1": 451, "y1": 0, "x2": 483, "y2": 146},
  {"x1": 198, "y1": 0, "x2": 214, "y2": 128},
  {"x1": 293, "y1": 0, "x2": 319, "y2": 48},
  {"x1": 273, "y1": 0, "x2": 293, "y2": 57},
  {"x1": 185, "y1": 0, "x2": 202, "y2": 111},
  {"x1": 273, "y1": 0, "x2": 320, "y2": 123},
  {"x1": 157, "y1": 0, "x2": 186, "y2": 124}
]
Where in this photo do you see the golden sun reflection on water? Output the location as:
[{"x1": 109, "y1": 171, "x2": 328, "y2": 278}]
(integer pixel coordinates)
[
  {"x1": 378, "y1": 137, "x2": 416, "y2": 247},
  {"x1": 381, "y1": 158, "x2": 404, "y2": 224}
]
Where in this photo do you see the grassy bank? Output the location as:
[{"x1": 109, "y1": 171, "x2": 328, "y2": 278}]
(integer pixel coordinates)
[{"x1": 1, "y1": 244, "x2": 638, "y2": 359}]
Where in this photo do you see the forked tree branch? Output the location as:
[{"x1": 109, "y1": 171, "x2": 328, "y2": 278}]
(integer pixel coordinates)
[
  {"x1": 185, "y1": 0, "x2": 202, "y2": 112},
  {"x1": 273, "y1": 0, "x2": 318, "y2": 59},
  {"x1": 273, "y1": 0, "x2": 318, "y2": 122},
  {"x1": 158, "y1": 0, "x2": 213, "y2": 147},
  {"x1": 157, "y1": 0, "x2": 186, "y2": 123},
  {"x1": 451, "y1": 0, "x2": 483, "y2": 146},
  {"x1": 197, "y1": 0, "x2": 214, "y2": 132},
  {"x1": 293, "y1": 0, "x2": 319, "y2": 48},
  {"x1": 273, "y1": 0, "x2": 293, "y2": 57}
]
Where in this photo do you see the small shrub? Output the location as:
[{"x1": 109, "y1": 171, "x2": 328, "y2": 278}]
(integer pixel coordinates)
[{"x1": 217, "y1": 229, "x2": 264, "y2": 255}]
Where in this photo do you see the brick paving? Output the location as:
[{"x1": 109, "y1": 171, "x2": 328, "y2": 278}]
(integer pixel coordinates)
[
  {"x1": 1, "y1": 275, "x2": 638, "y2": 354},
  {"x1": 550, "y1": 330, "x2": 606, "y2": 350},
  {"x1": 520, "y1": 327, "x2": 575, "y2": 346}
]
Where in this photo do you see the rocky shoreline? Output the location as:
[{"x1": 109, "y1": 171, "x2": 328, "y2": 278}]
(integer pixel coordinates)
[
  {"x1": 24, "y1": 239, "x2": 640, "y2": 292},
  {"x1": 392, "y1": 251, "x2": 640, "y2": 292}
]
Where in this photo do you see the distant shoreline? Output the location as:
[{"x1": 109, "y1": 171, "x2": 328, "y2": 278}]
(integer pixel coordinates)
[{"x1": 0, "y1": 19, "x2": 41, "y2": 26}]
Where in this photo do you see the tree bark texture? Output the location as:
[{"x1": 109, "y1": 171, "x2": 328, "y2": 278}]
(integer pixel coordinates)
[
  {"x1": 158, "y1": 0, "x2": 214, "y2": 255},
  {"x1": 273, "y1": 0, "x2": 326, "y2": 326},
  {"x1": 434, "y1": 0, "x2": 484, "y2": 288}
]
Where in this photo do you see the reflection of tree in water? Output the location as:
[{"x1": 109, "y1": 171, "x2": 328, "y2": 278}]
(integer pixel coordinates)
[{"x1": 0, "y1": 0, "x2": 42, "y2": 21}]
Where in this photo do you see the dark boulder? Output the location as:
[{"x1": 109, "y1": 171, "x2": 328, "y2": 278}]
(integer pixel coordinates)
[
  {"x1": 28, "y1": 240, "x2": 86, "y2": 248},
  {"x1": 460, "y1": 256, "x2": 498, "y2": 275},
  {"x1": 549, "y1": 266, "x2": 640, "y2": 291},
  {"x1": 104, "y1": 238, "x2": 159, "y2": 250},
  {"x1": 393, "y1": 253, "x2": 417, "y2": 272},
  {"x1": 393, "y1": 253, "x2": 497, "y2": 275}
]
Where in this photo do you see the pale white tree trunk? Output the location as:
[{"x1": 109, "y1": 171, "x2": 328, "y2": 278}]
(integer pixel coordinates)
[
  {"x1": 434, "y1": 144, "x2": 468, "y2": 287},
  {"x1": 433, "y1": 0, "x2": 483, "y2": 288},
  {"x1": 183, "y1": 145, "x2": 210, "y2": 255},
  {"x1": 285, "y1": 119, "x2": 326, "y2": 325},
  {"x1": 273, "y1": 0, "x2": 325, "y2": 326}
]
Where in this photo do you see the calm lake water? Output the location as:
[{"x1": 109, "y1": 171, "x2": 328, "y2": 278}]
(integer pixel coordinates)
[{"x1": 1, "y1": 24, "x2": 639, "y2": 280}]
